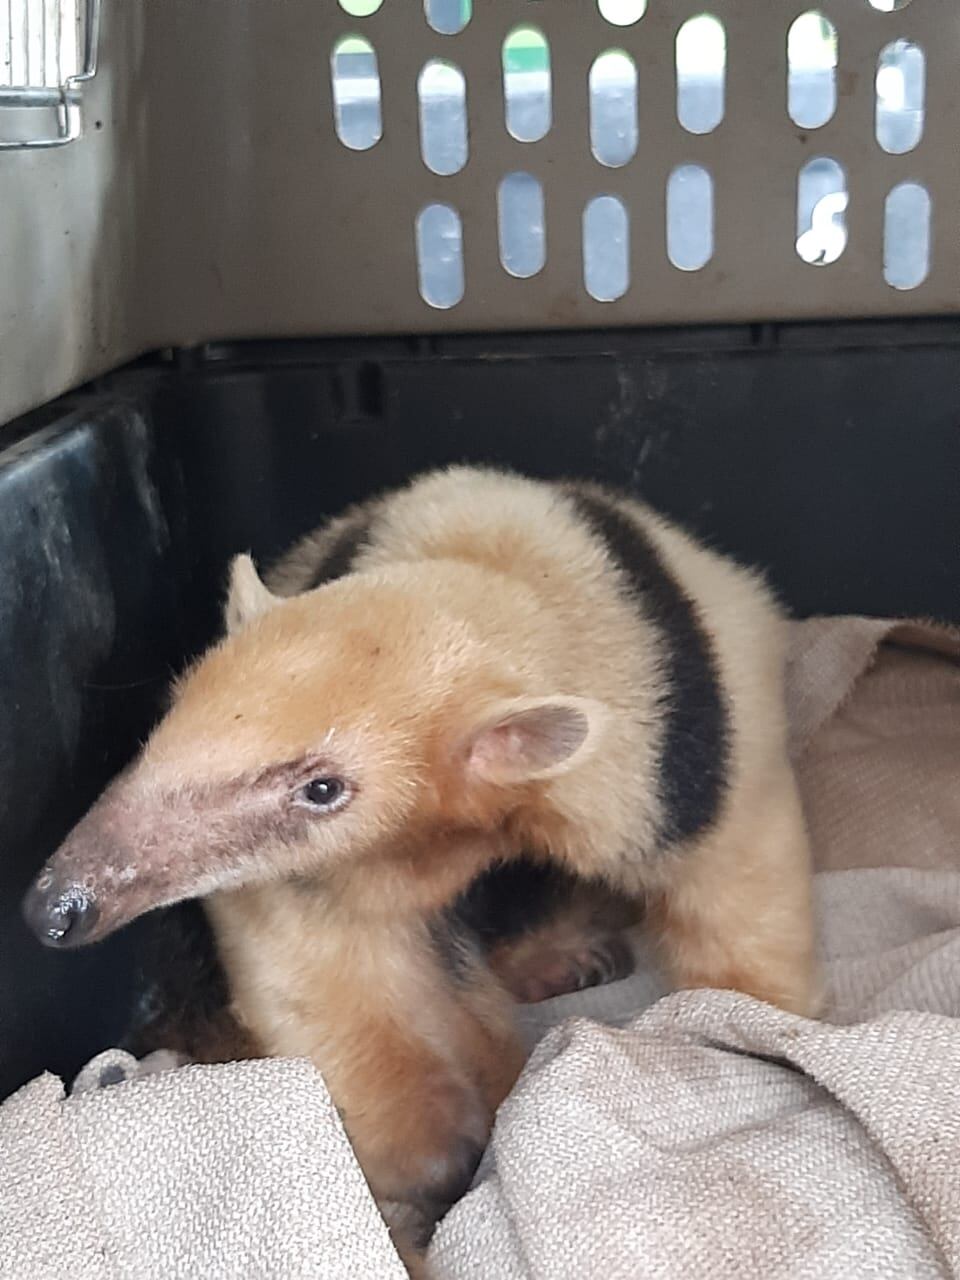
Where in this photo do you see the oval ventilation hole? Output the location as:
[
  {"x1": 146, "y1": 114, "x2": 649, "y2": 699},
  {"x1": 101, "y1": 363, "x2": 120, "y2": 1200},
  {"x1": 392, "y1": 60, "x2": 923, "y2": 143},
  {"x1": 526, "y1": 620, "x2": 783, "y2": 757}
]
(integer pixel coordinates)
[
  {"x1": 884, "y1": 182, "x2": 930, "y2": 289},
  {"x1": 788, "y1": 12, "x2": 837, "y2": 130},
  {"x1": 338, "y1": 0, "x2": 383, "y2": 14},
  {"x1": 583, "y1": 196, "x2": 629, "y2": 302},
  {"x1": 416, "y1": 204, "x2": 465, "y2": 309},
  {"x1": 876, "y1": 40, "x2": 925, "y2": 154},
  {"x1": 796, "y1": 158, "x2": 848, "y2": 265},
  {"x1": 331, "y1": 35, "x2": 382, "y2": 151},
  {"x1": 868, "y1": 0, "x2": 913, "y2": 9},
  {"x1": 667, "y1": 165, "x2": 714, "y2": 271},
  {"x1": 418, "y1": 60, "x2": 468, "y2": 175},
  {"x1": 503, "y1": 27, "x2": 552, "y2": 142},
  {"x1": 589, "y1": 50, "x2": 638, "y2": 167},
  {"x1": 598, "y1": 0, "x2": 647, "y2": 24},
  {"x1": 424, "y1": 0, "x2": 472, "y2": 35},
  {"x1": 498, "y1": 173, "x2": 546, "y2": 278},
  {"x1": 676, "y1": 15, "x2": 725, "y2": 135}
]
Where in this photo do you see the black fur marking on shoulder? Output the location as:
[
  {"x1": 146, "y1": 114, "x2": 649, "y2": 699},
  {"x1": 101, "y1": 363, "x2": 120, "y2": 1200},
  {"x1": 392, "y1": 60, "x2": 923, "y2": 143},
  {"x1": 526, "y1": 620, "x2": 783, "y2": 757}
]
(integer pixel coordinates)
[
  {"x1": 567, "y1": 486, "x2": 730, "y2": 850},
  {"x1": 307, "y1": 510, "x2": 374, "y2": 589},
  {"x1": 448, "y1": 858, "x2": 576, "y2": 948},
  {"x1": 430, "y1": 857, "x2": 581, "y2": 986}
]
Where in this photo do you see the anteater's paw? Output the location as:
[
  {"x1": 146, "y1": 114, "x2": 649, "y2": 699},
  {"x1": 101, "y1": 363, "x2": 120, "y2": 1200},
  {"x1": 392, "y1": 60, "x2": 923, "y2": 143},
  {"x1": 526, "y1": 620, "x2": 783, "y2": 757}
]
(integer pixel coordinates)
[{"x1": 493, "y1": 931, "x2": 637, "y2": 1003}]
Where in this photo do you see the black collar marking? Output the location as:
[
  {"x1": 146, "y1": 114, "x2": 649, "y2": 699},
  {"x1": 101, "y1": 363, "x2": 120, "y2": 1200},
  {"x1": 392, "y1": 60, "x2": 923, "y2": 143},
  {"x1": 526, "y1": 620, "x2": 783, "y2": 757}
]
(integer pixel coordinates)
[
  {"x1": 566, "y1": 486, "x2": 731, "y2": 852},
  {"x1": 307, "y1": 507, "x2": 375, "y2": 589}
]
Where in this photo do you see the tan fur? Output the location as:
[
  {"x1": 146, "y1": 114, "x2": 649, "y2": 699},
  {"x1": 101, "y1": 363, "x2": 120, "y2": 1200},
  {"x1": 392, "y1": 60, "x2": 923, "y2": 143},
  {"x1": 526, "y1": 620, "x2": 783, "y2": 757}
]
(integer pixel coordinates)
[
  {"x1": 648, "y1": 767, "x2": 819, "y2": 1015},
  {"x1": 31, "y1": 466, "x2": 818, "y2": 1272},
  {"x1": 207, "y1": 876, "x2": 523, "y2": 1262}
]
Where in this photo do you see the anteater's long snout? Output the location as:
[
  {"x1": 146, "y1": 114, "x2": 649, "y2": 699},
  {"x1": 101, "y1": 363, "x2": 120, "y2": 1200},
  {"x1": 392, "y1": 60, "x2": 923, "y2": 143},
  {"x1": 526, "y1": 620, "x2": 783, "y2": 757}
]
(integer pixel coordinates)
[
  {"x1": 21, "y1": 784, "x2": 145, "y2": 949},
  {"x1": 22, "y1": 875, "x2": 101, "y2": 949},
  {"x1": 21, "y1": 763, "x2": 285, "y2": 951},
  {"x1": 20, "y1": 769, "x2": 210, "y2": 951}
]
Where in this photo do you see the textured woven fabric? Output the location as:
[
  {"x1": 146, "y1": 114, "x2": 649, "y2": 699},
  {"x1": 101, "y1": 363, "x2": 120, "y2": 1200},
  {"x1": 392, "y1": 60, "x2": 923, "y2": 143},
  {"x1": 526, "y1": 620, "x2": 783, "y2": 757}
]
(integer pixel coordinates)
[
  {"x1": 1, "y1": 616, "x2": 957, "y2": 1279},
  {"x1": 0, "y1": 1058, "x2": 406, "y2": 1279},
  {"x1": 436, "y1": 999, "x2": 960, "y2": 1279},
  {"x1": 786, "y1": 618, "x2": 960, "y2": 874},
  {"x1": 434, "y1": 875, "x2": 960, "y2": 1279}
]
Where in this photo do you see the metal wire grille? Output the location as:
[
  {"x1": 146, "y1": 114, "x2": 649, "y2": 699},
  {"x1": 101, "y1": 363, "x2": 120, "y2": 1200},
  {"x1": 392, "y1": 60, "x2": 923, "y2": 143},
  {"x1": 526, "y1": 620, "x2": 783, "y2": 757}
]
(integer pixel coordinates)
[
  {"x1": 1, "y1": 0, "x2": 80, "y2": 88},
  {"x1": 0, "y1": 0, "x2": 97, "y2": 147}
]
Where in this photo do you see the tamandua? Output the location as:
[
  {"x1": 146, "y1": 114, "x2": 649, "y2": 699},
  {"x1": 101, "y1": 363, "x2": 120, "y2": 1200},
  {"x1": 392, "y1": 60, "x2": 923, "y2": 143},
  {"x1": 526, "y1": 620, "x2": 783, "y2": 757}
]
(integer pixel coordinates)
[{"x1": 24, "y1": 466, "x2": 817, "y2": 1268}]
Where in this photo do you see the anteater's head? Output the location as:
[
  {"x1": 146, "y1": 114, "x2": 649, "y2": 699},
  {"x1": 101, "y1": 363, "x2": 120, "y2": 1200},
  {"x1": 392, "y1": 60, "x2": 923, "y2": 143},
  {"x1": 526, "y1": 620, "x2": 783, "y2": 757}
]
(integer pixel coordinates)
[{"x1": 23, "y1": 555, "x2": 607, "y2": 949}]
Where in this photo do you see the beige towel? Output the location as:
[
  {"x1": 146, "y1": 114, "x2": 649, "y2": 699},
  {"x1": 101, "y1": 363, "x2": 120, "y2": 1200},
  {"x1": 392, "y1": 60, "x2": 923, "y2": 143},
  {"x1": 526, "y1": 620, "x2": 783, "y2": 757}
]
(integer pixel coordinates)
[
  {"x1": 434, "y1": 872, "x2": 960, "y2": 1279},
  {"x1": 786, "y1": 618, "x2": 960, "y2": 873},
  {"x1": 0, "y1": 1057, "x2": 407, "y2": 1279},
  {"x1": 1, "y1": 617, "x2": 957, "y2": 1279}
]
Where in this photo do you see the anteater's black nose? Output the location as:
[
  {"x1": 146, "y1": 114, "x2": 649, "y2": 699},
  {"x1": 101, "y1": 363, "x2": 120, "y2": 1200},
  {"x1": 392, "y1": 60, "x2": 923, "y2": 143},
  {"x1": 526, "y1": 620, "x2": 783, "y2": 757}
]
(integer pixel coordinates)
[{"x1": 22, "y1": 880, "x2": 100, "y2": 949}]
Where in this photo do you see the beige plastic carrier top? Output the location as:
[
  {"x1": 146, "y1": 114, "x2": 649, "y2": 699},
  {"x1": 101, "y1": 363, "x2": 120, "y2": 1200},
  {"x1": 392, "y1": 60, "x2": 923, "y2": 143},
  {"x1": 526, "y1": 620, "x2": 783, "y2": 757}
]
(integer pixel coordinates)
[{"x1": 0, "y1": 0, "x2": 957, "y2": 426}]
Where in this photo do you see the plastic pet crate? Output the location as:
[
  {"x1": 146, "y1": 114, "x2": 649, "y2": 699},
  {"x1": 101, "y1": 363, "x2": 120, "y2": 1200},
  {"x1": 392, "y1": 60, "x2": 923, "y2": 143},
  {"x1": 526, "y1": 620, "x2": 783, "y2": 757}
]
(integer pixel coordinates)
[{"x1": 0, "y1": 0, "x2": 958, "y2": 1098}]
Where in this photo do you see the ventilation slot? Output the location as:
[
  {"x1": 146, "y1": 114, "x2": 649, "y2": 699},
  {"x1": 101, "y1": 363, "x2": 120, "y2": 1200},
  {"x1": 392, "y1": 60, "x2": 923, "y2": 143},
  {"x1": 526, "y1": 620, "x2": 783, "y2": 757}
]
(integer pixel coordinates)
[
  {"x1": 424, "y1": 0, "x2": 472, "y2": 36},
  {"x1": 788, "y1": 12, "x2": 837, "y2": 130},
  {"x1": 418, "y1": 60, "x2": 467, "y2": 175},
  {"x1": 884, "y1": 182, "x2": 930, "y2": 289},
  {"x1": 676, "y1": 15, "x2": 725, "y2": 135},
  {"x1": 598, "y1": 0, "x2": 646, "y2": 25},
  {"x1": 416, "y1": 204, "x2": 465, "y2": 309},
  {"x1": 498, "y1": 173, "x2": 546, "y2": 279},
  {"x1": 583, "y1": 196, "x2": 629, "y2": 302},
  {"x1": 503, "y1": 26, "x2": 551, "y2": 143},
  {"x1": 667, "y1": 165, "x2": 714, "y2": 271},
  {"x1": 590, "y1": 50, "x2": 637, "y2": 167},
  {"x1": 796, "y1": 158, "x2": 847, "y2": 265},
  {"x1": 876, "y1": 41, "x2": 925, "y2": 155},
  {"x1": 331, "y1": 35, "x2": 382, "y2": 151},
  {"x1": 338, "y1": 0, "x2": 383, "y2": 15}
]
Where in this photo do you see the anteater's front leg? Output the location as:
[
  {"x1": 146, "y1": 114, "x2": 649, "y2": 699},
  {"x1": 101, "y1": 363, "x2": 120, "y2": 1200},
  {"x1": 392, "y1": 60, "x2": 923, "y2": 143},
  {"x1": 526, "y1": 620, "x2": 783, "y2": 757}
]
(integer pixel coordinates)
[
  {"x1": 334, "y1": 1026, "x2": 512, "y2": 1273},
  {"x1": 650, "y1": 767, "x2": 819, "y2": 1017}
]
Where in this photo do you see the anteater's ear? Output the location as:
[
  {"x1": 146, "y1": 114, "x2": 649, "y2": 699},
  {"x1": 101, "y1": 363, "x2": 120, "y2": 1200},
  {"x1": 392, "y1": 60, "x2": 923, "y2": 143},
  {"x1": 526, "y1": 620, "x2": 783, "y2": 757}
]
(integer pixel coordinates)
[
  {"x1": 463, "y1": 695, "x2": 608, "y2": 785},
  {"x1": 224, "y1": 554, "x2": 280, "y2": 635}
]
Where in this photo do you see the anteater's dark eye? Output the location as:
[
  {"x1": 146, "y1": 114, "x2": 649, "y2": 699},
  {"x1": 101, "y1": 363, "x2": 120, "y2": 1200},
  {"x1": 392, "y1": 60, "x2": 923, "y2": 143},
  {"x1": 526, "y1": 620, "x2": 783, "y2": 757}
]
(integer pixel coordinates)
[{"x1": 300, "y1": 777, "x2": 346, "y2": 810}]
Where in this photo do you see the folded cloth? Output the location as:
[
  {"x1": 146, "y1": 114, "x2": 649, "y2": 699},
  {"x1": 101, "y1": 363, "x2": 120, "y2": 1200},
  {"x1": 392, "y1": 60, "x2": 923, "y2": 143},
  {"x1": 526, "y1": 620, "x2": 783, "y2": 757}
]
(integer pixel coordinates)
[
  {"x1": 0, "y1": 1058, "x2": 406, "y2": 1279},
  {"x1": 785, "y1": 618, "x2": 960, "y2": 874},
  {"x1": 433, "y1": 874, "x2": 960, "y2": 1279}
]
